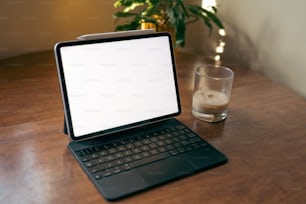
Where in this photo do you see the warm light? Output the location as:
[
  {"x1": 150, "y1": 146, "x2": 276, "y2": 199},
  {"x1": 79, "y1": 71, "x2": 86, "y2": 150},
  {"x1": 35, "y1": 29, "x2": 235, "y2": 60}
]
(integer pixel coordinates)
[
  {"x1": 202, "y1": 0, "x2": 217, "y2": 12},
  {"x1": 219, "y1": 40, "x2": 226, "y2": 47},
  {"x1": 218, "y1": 29, "x2": 226, "y2": 36},
  {"x1": 216, "y1": 46, "x2": 224, "y2": 53},
  {"x1": 202, "y1": 0, "x2": 217, "y2": 8},
  {"x1": 214, "y1": 55, "x2": 221, "y2": 61},
  {"x1": 202, "y1": 1, "x2": 226, "y2": 62}
]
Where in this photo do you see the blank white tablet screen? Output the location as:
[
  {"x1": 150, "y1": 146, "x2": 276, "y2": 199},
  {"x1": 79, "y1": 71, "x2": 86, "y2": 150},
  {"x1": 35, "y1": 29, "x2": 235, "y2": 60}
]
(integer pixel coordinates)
[{"x1": 60, "y1": 36, "x2": 179, "y2": 137}]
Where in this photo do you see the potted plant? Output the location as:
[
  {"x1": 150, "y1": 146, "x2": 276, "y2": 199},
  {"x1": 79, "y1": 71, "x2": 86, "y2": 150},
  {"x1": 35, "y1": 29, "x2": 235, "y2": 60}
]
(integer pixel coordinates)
[{"x1": 113, "y1": 0, "x2": 224, "y2": 47}]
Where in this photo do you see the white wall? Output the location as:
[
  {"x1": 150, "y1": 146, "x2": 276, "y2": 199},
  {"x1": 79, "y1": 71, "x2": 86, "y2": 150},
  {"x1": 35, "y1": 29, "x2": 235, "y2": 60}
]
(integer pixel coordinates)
[{"x1": 217, "y1": 0, "x2": 306, "y2": 97}]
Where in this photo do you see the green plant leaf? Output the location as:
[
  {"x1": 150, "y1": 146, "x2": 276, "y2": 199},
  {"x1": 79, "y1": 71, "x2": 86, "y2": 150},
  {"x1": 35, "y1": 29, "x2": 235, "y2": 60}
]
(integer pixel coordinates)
[
  {"x1": 176, "y1": 18, "x2": 186, "y2": 46},
  {"x1": 141, "y1": 16, "x2": 158, "y2": 25},
  {"x1": 211, "y1": 6, "x2": 218, "y2": 13},
  {"x1": 194, "y1": 5, "x2": 224, "y2": 29},
  {"x1": 177, "y1": 0, "x2": 190, "y2": 17},
  {"x1": 114, "y1": 0, "x2": 147, "y2": 8},
  {"x1": 115, "y1": 20, "x2": 140, "y2": 31},
  {"x1": 114, "y1": 0, "x2": 133, "y2": 8},
  {"x1": 113, "y1": 11, "x2": 138, "y2": 19},
  {"x1": 201, "y1": 15, "x2": 213, "y2": 30},
  {"x1": 150, "y1": 0, "x2": 159, "y2": 4},
  {"x1": 114, "y1": 14, "x2": 143, "y2": 31},
  {"x1": 123, "y1": 2, "x2": 146, "y2": 12},
  {"x1": 113, "y1": 0, "x2": 225, "y2": 47}
]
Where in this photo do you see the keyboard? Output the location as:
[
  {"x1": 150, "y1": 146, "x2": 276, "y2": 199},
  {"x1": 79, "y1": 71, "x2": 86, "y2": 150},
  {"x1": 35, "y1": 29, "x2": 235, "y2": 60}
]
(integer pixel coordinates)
[{"x1": 75, "y1": 125, "x2": 208, "y2": 180}]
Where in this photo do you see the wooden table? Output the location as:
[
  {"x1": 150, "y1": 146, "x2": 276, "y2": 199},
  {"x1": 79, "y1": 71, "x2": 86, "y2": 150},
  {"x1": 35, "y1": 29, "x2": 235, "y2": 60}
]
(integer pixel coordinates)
[{"x1": 1, "y1": 51, "x2": 306, "y2": 204}]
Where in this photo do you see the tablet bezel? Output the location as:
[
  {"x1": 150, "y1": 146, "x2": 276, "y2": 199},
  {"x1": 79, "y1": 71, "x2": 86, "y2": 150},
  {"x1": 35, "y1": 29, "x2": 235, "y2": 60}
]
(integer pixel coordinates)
[{"x1": 54, "y1": 32, "x2": 181, "y2": 141}]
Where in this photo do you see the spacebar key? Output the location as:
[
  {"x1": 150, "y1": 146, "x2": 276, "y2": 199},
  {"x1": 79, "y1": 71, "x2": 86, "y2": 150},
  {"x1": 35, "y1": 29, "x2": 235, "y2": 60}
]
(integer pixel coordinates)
[{"x1": 130, "y1": 152, "x2": 171, "y2": 168}]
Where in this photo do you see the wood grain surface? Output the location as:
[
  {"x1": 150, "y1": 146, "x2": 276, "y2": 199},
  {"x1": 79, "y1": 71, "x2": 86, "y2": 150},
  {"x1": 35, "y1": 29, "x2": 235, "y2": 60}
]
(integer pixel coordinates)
[{"x1": 1, "y1": 51, "x2": 306, "y2": 204}]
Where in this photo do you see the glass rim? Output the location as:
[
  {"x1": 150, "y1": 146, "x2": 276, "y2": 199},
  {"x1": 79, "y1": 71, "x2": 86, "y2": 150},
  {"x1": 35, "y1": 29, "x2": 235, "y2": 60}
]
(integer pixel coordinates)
[{"x1": 195, "y1": 64, "x2": 234, "y2": 80}]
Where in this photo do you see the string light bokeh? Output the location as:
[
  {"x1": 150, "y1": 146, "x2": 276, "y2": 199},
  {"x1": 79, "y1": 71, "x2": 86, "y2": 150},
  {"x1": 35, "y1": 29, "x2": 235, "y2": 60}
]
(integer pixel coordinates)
[{"x1": 202, "y1": 0, "x2": 226, "y2": 64}]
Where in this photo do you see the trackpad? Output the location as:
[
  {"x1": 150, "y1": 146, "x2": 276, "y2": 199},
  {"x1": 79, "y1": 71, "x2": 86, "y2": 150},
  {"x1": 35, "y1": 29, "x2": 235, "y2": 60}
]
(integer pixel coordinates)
[
  {"x1": 99, "y1": 170, "x2": 148, "y2": 200},
  {"x1": 137, "y1": 157, "x2": 194, "y2": 185}
]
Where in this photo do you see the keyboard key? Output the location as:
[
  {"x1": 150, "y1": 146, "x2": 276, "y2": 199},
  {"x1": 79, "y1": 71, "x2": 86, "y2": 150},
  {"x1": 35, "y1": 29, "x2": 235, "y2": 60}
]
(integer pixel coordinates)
[
  {"x1": 132, "y1": 154, "x2": 143, "y2": 160},
  {"x1": 181, "y1": 140, "x2": 190, "y2": 146},
  {"x1": 76, "y1": 150, "x2": 84, "y2": 157},
  {"x1": 92, "y1": 146, "x2": 101, "y2": 152},
  {"x1": 166, "y1": 144, "x2": 175, "y2": 150},
  {"x1": 81, "y1": 155, "x2": 91, "y2": 162},
  {"x1": 102, "y1": 170, "x2": 112, "y2": 177},
  {"x1": 179, "y1": 135, "x2": 188, "y2": 140},
  {"x1": 165, "y1": 139, "x2": 173, "y2": 144},
  {"x1": 189, "y1": 137, "x2": 202, "y2": 143},
  {"x1": 108, "y1": 148, "x2": 117, "y2": 154},
  {"x1": 120, "y1": 163, "x2": 132, "y2": 171},
  {"x1": 123, "y1": 149, "x2": 133, "y2": 156},
  {"x1": 148, "y1": 143, "x2": 158, "y2": 149},
  {"x1": 150, "y1": 137, "x2": 158, "y2": 143},
  {"x1": 176, "y1": 125, "x2": 185, "y2": 130},
  {"x1": 157, "y1": 141, "x2": 166, "y2": 147},
  {"x1": 177, "y1": 147, "x2": 186, "y2": 153},
  {"x1": 84, "y1": 161, "x2": 96, "y2": 168},
  {"x1": 131, "y1": 152, "x2": 171, "y2": 168},
  {"x1": 169, "y1": 149, "x2": 179, "y2": 155},
  {"x1": 157, "y1": 135, "x2": 166, "y2": 140},
  {"x1": 99, "y1": 150, "x2": 108, "y2": 157},
  {"x1": 96, "y1": 158, "x2": 105, "y2": 164},
  {"x1": 105, "y1": 155, "x2": 115, "y2": 161},
  {"x1": 149, "y1": 149, "x2": 159, "y2": 155},
  {"x1": 114, "y1": 152, "x2": 124, "y2": 159},
  {"x1": 124, "y1": 156, "x2": 133, "y2": 163},
  {"x1": 91, "y1": 153, "x2": 98, "y2": 159},
  {"x1": 187, "y1": 133, "x2": 196, "y2": 138},
  {"x1": 132, "y1": 147, "x2": 141, "y2": 154},
  {"x1": 109, "y1": 166, "x2": 122, "y2": 174},
  {"x1": 89, "y1": 164, "x2": 107, "y2": 173},
  {"x1": 105, "y1": 162, "x2": 115, "y2": 169},
  {"x1": 125, "y1": 143, "x2": 134, "y2": 149},
  {"x1": 141, "y1": 151, "x2": 151, "y2": 158},
  {"x1": 83, "y1": 148, "x2": 92, "y2": 155},
  {"x1": 94, "y1": 174, "x2": 102, "y2": 180},
  {"x1": 140, "y1": 145, "x2": 150, "y2": 151},
  {"x1": 114, "y1": 159, "x2": 124, "y2": 166},
  {"x1": 158, "y1": 147, "x2": 167, "y2": 153},
  {"x1": 134, "y1": 141, "x2": 142, "y2": 146},
  {"x1": 142, "y1": 139, "x2": 151, "y2": 144},
  {"x1": 174, "y1": 143, "x2": 182, "y2": 148},
  {"x1": 117, "y1": 146, "x2": 126, "y2": 151}
]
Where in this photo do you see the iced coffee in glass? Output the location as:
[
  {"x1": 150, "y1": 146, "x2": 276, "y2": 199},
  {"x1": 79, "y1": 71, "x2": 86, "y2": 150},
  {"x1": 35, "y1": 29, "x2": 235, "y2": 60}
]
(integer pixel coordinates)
[{"x1": 192, "y1": 65, "x2": 234, "y2": 122}]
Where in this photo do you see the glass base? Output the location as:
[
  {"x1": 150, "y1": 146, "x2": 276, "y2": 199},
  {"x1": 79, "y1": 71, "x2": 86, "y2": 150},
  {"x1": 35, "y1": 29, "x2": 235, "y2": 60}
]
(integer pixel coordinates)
[{"x1": 192, "y1": 109, "x2": 227, "y2": 123}]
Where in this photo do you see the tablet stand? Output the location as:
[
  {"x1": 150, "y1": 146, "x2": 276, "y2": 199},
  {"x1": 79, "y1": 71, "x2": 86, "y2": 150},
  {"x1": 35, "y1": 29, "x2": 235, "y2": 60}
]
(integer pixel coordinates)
[{"x1": 63, "y1": 116, "x2": 68, "y2": 135}]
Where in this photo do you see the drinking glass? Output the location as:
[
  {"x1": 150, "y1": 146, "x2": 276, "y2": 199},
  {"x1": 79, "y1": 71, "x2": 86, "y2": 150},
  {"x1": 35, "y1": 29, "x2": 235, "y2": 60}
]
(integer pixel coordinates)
[{"x1": 192, "y1": 64, "x2": 234, "y2": 122}]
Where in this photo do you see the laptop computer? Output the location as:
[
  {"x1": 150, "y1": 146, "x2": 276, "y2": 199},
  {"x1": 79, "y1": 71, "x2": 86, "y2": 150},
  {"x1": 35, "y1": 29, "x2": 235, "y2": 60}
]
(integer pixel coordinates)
[{"x1": 54, "y1": 32, "x2": 227, "y2": 201}]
